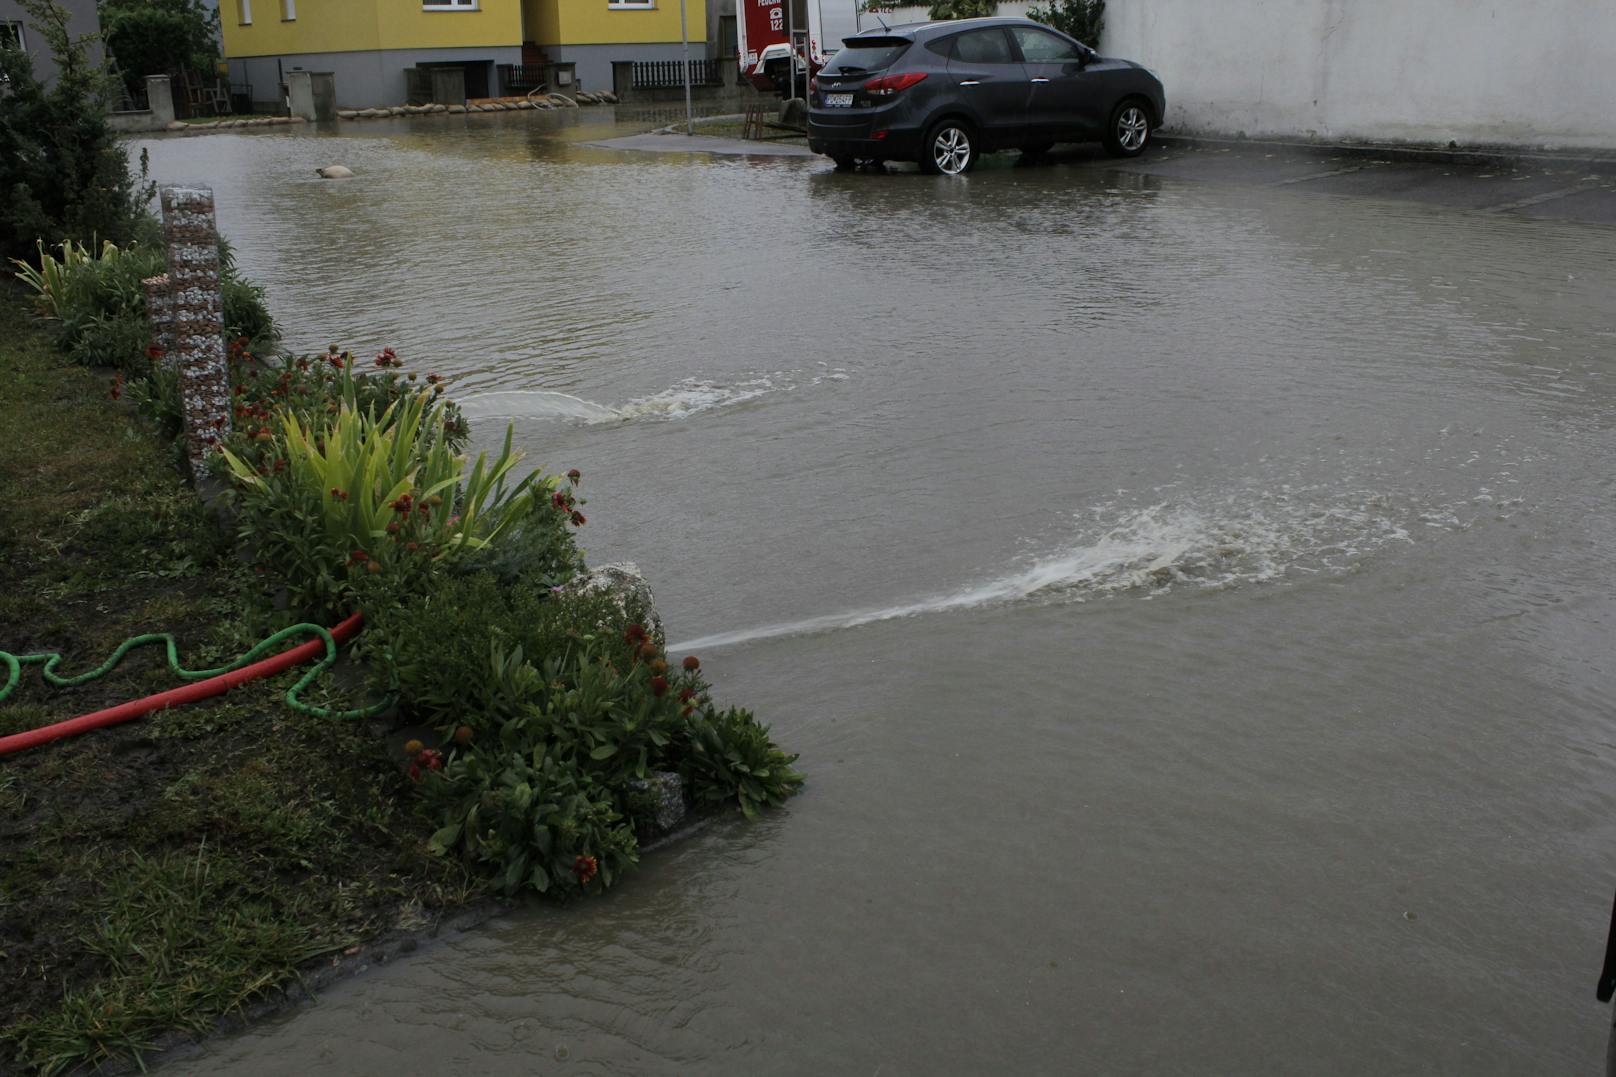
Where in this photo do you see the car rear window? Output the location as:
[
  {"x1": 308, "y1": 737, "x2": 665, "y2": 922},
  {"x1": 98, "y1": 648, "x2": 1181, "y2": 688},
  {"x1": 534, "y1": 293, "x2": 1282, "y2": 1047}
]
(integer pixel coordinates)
[{"x1": 823, "y1": 38, "x2": 910, "y2": 74}]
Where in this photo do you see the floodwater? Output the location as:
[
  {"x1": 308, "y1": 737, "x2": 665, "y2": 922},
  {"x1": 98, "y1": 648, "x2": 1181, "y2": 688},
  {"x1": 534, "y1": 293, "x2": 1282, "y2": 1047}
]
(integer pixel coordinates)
[{"x1": 139, "y1": 112, "x2": 1616, "y2": 1075}]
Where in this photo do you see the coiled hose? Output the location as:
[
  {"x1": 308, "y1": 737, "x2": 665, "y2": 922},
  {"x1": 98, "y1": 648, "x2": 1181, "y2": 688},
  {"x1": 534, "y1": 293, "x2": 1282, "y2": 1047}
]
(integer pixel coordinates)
[{"x1": 0, "y1": 613, "x2": 392, "y2": 758}]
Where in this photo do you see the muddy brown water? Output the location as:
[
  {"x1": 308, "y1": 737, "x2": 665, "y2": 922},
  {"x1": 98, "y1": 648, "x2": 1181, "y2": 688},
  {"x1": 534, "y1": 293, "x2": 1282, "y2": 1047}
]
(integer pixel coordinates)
[{"x1": 136, "y1": 113, "x2": 1616, "y2": 1074}]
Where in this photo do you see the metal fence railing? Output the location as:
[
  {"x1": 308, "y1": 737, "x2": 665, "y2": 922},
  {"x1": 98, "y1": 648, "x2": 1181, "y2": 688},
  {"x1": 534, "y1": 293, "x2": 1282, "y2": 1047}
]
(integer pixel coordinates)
[
  {"x1": 497, "y1": 64, "x2": 548, "y2": 95},
  {"x1": 631, "y1": 59, "x2": 721, "y2": 90}
]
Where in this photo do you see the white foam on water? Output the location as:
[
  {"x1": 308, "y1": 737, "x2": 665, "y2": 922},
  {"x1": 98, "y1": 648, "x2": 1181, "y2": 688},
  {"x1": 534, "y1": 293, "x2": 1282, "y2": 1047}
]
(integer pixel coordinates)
[
  {"x1": 460, "y1": 366, "x2": 850, "y2": 426},
  {"x1": 671, "y1": 485, "x2": 1419, "y2": 652},
  {"x1": 457, "y1": 390, "x2": 620, "y2": 423}
]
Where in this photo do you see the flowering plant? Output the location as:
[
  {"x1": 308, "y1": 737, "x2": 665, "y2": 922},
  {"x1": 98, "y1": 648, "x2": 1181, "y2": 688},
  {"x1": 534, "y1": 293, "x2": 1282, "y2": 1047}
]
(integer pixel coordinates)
[{"x1": 218, "y1": 385, "x2": 542, "y2": 617}]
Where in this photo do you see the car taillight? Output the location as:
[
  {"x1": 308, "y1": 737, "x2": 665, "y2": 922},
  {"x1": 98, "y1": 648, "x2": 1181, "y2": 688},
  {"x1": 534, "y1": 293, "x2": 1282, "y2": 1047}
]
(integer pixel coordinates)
[
  {"x1": 863, "y1": 72, "x2": 927, "y2": 96},
  {"x1": 810, "y1": 76, "x2": 819, "y2": 92}
]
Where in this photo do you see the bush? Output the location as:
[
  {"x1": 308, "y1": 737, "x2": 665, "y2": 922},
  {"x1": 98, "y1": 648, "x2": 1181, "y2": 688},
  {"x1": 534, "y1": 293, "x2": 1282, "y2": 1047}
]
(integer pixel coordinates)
[
  {"x1": 384, "y1": 574, "x2": 615, "y2": 729},
  {"x1": 99, "y1": 0, "x2": 219, "y2": 100},
  {"x1": 1024, "y1": 0, "x2": 1105, "y2": 46},
  {"x1": 219, "y1": 386, "x2": 547, "y2": 619},
  {"x1": 420, "y1": 750, "x2": 639, "y2": 897},
  {"x1": 927, "y1": 0, "x2": 997, "y2": 18},
  {"x1": 11, "y1": 236, "x2": 276, "y2": 372},
  {"x1": 388, "y1": 572, "x2": 803, "y2": 897},
  {"x1": 0, "y1": 0, "x2": 153, "y2": 262}
]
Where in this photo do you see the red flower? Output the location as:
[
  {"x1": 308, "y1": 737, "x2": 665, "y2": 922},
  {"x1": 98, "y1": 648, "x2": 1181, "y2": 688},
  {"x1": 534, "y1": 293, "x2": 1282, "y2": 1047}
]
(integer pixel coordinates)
[
  {"x1": 572, "y1": 854, "x2": 598, "y2": 885},
  {"x1": 408, "y1": 763, "x2": 421, "y2": 780},
  {"x1": 624, "y1": 623, "x2": 646, "y2": 644},
  {"x1": 566, "y1": 468, "x2": 581, "y2": 485},
  {"x1": 385, "y1": 521, "x2": 400, "y2": 534},
  {"x1": 682, "y1": 655, "x2": 700, "y2": 672},
  {"x1": 570, "y1": 511, "x2": 586, "y2": 527},
  {"x1": 551, "y1": 491, "x2": 569, "y2": 509},
  {"x1": 426, "y1": 373, "x2": 442, "y2": 384},
  {"x1": 146, "y1": 345, "x2": 164, "y2": 360},
  {"x1": 329, "y1": 354, "x2": 344, "y2": 370},
  {"x1": 678, "y1": 687, "x2": 694, "y2": 703},
  {"x1": 109, "y1": 376, "x2": 123, "y2": 400},
  {"x1": 650, "y1": 676, "x2": 668, "y2": 697},
  {"x1": 350, "y1": 549, "x2": 368, "y2": 562}
]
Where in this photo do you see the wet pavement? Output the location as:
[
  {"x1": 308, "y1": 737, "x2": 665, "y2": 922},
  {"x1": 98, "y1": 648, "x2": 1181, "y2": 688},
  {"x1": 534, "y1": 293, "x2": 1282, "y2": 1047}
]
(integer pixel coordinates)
[
  {"x1": 601, "y1": 127, "x2": 1616, "y2": 225},
  {"x1": 132, "y1": 112, "x2": 1616, "y2": 1075}
]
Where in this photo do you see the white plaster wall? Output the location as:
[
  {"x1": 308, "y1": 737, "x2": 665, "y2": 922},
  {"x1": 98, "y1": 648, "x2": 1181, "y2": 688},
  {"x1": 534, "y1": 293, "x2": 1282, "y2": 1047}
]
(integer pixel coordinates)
[{"x1": 1106, "y1": 0, "x2": 1616, "y2": 150}]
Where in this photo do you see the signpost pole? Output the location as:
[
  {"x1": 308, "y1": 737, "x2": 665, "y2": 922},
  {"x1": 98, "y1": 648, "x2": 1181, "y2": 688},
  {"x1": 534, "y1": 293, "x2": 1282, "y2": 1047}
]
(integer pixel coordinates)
[{"x1": 680, "y1": 0, "x2": 694, "y2": 135}]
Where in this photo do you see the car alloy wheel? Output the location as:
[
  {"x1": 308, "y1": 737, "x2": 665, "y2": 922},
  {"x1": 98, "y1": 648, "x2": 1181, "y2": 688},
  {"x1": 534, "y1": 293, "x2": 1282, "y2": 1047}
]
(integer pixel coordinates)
[
  {"x1": 930, "y1": 124, "x2": 974, "y2": 175},
  {"x1": 1117, "y1": 106, "x2": 1149, "y2": 152}
]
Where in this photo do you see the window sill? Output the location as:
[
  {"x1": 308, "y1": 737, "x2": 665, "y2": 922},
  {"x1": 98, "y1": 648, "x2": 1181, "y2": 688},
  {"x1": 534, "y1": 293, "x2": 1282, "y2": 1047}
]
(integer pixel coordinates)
[
  {"x1": 607, "y1": 3, "x2": 657, "y2": 8},
  {"x1": 422, "y1": 4, "x2": 480, "y2": 10}
]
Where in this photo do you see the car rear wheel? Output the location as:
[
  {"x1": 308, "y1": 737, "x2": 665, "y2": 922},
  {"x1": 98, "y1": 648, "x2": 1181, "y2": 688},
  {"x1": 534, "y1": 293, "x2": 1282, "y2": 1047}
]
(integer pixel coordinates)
[
  {"x1": 831, "y1": 154, "x2": 856, "y2": 171},
  {"x1": 922, "y1": 120, "x2": 977, "y2": 176},
  {"x1": 1103, "y1": 100, "x2": 1151, "y2": 158}
]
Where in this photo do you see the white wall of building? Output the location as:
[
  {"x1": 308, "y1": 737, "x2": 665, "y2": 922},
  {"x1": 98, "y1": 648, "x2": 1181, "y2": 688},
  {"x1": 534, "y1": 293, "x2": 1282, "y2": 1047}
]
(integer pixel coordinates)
[
  {"x1": 1105, "y1": 0, "x2": 1616, "y2": 150},
  {"x1": 862, "y1": 0, "x2": 1614, "y2": 150}
]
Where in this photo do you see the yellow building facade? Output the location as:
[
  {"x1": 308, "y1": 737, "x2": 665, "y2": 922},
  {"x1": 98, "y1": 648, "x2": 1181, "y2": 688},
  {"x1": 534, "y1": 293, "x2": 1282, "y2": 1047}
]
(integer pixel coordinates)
[{"x1": 222, "y1": 0, "x2": 706, "y2": 109}]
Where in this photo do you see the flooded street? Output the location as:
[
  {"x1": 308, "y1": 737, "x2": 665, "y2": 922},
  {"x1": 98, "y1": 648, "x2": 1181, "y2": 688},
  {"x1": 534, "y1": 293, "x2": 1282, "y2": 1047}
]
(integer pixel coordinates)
[{"x1": 141, "y1": 113, "x2": 1616, "y2": 1074}]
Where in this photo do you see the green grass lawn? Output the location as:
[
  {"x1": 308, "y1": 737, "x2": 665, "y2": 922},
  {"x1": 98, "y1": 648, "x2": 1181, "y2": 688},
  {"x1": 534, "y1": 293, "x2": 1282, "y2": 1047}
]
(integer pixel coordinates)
[{"x1": 0, "y1": 282, "x2": 481, "y2": 1075}]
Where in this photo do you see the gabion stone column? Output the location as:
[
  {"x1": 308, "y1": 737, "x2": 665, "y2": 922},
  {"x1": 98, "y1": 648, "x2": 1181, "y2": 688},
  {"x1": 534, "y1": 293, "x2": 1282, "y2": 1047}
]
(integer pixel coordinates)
[
  {"x1": 141, "y1": 272, "x2": 176, "y2": 370},
  {"x1": 159, "y1": 186, "x2": 233, "y2": 476}
]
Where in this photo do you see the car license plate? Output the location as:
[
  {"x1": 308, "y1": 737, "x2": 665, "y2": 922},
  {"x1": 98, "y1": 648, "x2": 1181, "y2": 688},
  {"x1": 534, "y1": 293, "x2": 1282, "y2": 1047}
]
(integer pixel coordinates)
[{"x1": 825, "y1": 93, "x2": 853, "y2": 107}]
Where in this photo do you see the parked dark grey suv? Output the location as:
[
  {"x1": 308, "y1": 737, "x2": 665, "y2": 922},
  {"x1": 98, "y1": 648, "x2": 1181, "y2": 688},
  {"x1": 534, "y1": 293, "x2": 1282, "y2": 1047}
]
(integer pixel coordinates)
[{"x1": 807, "y1": 17, "x2": 1166, "y2": 175}]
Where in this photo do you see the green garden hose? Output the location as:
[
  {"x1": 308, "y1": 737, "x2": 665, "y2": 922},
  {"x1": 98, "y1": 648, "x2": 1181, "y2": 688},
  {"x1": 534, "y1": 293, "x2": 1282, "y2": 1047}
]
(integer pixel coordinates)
[{"x1": 0, "y1": 614, "x2": 394, "y2": 757}]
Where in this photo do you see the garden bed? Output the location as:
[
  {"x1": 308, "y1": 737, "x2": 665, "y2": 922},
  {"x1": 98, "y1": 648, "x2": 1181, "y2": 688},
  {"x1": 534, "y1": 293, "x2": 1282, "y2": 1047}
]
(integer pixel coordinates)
[
  {"x1": 0, "y1": 281, "x2": 482, "y2": 1074},
  {"x1": 0, "y1": 230, "x2": 801, "y2": 1073}
]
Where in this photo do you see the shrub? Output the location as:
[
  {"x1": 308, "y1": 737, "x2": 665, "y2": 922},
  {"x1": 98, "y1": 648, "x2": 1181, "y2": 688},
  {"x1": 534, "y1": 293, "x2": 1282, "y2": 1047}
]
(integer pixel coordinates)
[
  {"x1": 1024, "y1": 0, "x2": 1105, "y2": 46},
  {"x1": 389, "y1": 571, "x2": 803, "y2": 897},
  {"x1": 676, "y1": 705, "x2": 805, "y2": 820},
  {"x1": 420, "y1": 750, "x2": 638, "y2": 897},
  {"x1": 99, "y1": 0, "x2": 219, "y2": 100},
  {"x1": 0, "y1": 0, "x2": 153, "y2": 261},
  {"x1": 219, "y1": 388, "x2": 544, "y2": 619},
  {"x1": 384, "y1": 574, "x2": 618, "y2": 730},
  {"x1": 928, "y1": 0, "x2": 997, "y2": 19},
  {"x1": 11, "y1": 236, "x2": 276, "y2": 372}
]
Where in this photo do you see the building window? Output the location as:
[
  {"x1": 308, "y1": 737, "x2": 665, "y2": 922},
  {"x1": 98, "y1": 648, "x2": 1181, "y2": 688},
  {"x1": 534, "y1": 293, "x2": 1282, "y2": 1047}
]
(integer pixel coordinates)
[
  {"x1": 281, "y1": 0, "x2": 295, "y2": 19},
  {"x1": 423, "y1": 0, "x2": 478, "y2": 9},
  {"x1": 238, "y1": 0, "x2": 252, "y2": 25},
  {"x1": 0, "y1": 21, "x2": 25, "y2": 52},
  {"x1": 608, "y1": 0, "x2": 655, "y2": 8}
]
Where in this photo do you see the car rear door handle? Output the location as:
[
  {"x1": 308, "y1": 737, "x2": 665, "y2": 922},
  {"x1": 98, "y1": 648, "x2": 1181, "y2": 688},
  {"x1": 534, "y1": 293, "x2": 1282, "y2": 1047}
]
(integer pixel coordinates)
[
  {"x1": 1031, "y1": 77, "x2": 1050, "y2": 83},
  {"x1": 958, "y1": 80, "x2": 980, "y2": 86}
]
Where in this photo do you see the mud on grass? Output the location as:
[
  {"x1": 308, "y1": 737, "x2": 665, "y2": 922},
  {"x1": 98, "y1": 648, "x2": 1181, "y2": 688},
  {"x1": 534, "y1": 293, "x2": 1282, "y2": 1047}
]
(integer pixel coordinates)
[{"x1": 0, "y1": 284, "x2": 483, "y2": 1075}]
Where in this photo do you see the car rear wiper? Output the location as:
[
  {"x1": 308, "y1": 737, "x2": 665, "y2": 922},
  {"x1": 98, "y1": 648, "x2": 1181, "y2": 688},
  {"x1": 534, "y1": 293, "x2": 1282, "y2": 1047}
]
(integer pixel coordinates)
[{"x1": 832, "y1": 66, "x2": 868, "y2": 74}]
